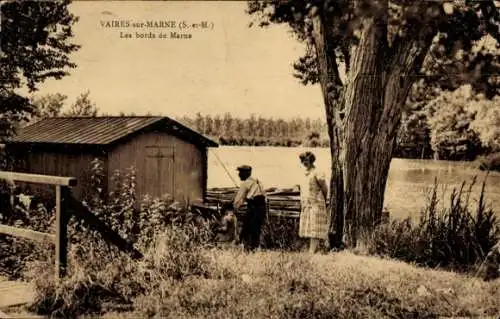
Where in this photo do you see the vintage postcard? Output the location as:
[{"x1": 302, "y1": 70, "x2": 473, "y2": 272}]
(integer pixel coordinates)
[{"x1": 1, "y1": 0, "x2": 499, "y2": 317}]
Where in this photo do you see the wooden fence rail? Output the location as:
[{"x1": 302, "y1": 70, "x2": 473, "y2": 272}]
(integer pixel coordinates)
[
  {"x1": 0, "y1": 171, "x2": 77, "y2": 187},
  {"x1": 0, "y1": 171, "x2": 142, "y2": 280},
  {"x1": 0, "y1": 172, "x2": 76, "y2": 279},
  {"x1": 0, "y1": 224, "x2": 56, "y2": 243}
]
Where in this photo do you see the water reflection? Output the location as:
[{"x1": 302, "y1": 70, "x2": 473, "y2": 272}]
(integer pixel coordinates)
[
  {"x1": 386, "y1": 159, "x2": 499, "y2": 219},
  {"x1": 208, "y1": 147, "x2": 500, "y2": 219}
]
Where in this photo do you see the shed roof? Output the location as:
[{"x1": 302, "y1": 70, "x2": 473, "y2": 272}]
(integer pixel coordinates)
[{"x1": 10, "y1": 116, "x2": 218, "y2": 147}]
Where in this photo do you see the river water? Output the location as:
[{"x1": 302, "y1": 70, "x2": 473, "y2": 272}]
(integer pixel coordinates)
[{"x1": 207, "y1": 146, "x2": 500, "y2": 219}]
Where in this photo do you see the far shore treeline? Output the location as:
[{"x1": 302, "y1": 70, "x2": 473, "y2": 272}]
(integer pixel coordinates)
[
  {"x1": 177, "y1": 113, "x2": 329, "y2": 148},
  {"x1": 174, "y1": 107, "x2": 497, "y2": 164},
  {"x1": 175, "y1": 113, "x2": 425, "y2": 158},
  {"x1": 22, "y1": 87, "x2": 500, "y2": 167}
]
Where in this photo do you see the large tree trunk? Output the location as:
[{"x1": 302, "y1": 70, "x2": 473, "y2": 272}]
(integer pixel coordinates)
[
  {"x1": 341, "y1": 12, "x2": 390, "y2": 247},
  {"x1": 310, "y1": 12, "x2": 345, "y2": 249},
  {"x1": 337, "y1": 4, "x2": 438, "y2": 247},
  {"x1": 310, "y1": 1, "x2": 441, "y2": 248}
]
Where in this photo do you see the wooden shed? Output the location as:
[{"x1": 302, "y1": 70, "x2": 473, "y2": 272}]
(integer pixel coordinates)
[{"x1": 5, "y1": 116, "x2": 218, "y2": 205}]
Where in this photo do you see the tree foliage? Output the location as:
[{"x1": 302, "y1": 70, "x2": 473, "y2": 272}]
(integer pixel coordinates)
[
  {"x1": 426, "y1": 84, "x2": 500, "y2": 159},
  {"x1": 29, "y1": 93, "x2": 67, "y2": 121},
  {"x1": 426, "y1": 85, "x2": 483, "y2": 160},
  {"x1": 248, "y1": 1, "x2": 500, "y2": 102},
  {"x1": 397, "y1": 101, "x2": 432, "y2": 159},
  {"x1": 27, "y1": 90, "x2": 99, "y2": 126},
  {"x1": 470, "y1": 97, "x2": 500, "y2": 152},
  {"x1": 0, "y1": 0, "x2": 80, "y2": 133},
  {"x1": 63, "y1": 90, "x2": 99, "y2": 117}
]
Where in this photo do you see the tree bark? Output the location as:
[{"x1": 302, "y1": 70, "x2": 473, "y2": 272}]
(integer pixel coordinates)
[
  {"x1": 310, "y1": 11, "x2": 345, "y2": 249},
  {"x1": 340, "y1": 11, "x2": 389, "y2": 246},
  {"x1": 340, "y1": 4, "x2": 439, "y2": 246},
  {"x1": 309, "y1": 1, "x2": 442, "y2": 248}
]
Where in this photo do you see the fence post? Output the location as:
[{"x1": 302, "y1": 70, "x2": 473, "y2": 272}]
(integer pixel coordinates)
[{"x1": 55, "y1": 185, "x2": 68, "y2": 279}]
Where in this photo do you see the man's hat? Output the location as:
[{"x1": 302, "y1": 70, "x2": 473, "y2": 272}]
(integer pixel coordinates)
[{"x1": 237, "y1": 165, "x2": 252, "y2": 172}]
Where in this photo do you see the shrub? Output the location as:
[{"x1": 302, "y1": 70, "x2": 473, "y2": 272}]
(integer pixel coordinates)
[
  {"x1": 0, "y1": 236, "x2": 53, "y2": 280},
  {"x1": 260, "y1": 215, "x2": 306, "y2": 251},
  {"x1": 0, "y1": 187, "x2": 55, "y2": 279},
  {"x1": 24, "y1": 219, "x2": 222, "y2": 318},
  {"x1": 369, "y1": 177, "x2": 500, "y2": 275},
  {"x1": 477, "y1": 152, "x2": 500, "y2": 172},
  {"x1": 1, "y1": 158, "x2": 221, "y2": 317}
]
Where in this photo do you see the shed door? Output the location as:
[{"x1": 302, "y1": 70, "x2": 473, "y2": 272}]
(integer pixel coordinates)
[{"x1": 145, "y1": 146, "x2": 175, "y2": 199}]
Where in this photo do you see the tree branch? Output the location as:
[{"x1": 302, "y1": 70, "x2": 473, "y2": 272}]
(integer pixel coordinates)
[
  {"x1": 310, "y1": 7, "x2": 343, "y2": 136},
  {"x1": 379, "y1": 2, "x2": 444, "y2": 138}
]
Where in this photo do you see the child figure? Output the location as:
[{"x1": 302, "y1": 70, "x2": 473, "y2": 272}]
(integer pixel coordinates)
[{"x1": 216, "y1": 209, "x2": 238, "y2": 245}]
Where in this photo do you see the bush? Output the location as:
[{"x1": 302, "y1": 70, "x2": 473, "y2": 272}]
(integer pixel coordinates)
[
  {"x1": 369, "y1": 177, "x2": 500, "y2": 275},
  {"x1": 0, "y1": 236, "x2": 53, "y2": 280},
  {"x1": 0, "y1": 186, "x2": 56, "y2": 279},
  {"x1": 0, "y1": 159, "x2": 220, "y2": 317},
  {"x1": 24, "y1": 220, "x2": 224, "y2": 318},
  {"x1": 477, "y1": 152, "x2": 500, "y2": 172},
  {"x1": 260, "y1": 215, "x2": 306, "y2": 251}
]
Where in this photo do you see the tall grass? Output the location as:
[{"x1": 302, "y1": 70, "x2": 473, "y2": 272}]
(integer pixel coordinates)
[
  {"x1": 260, "y1": 215, "x2": 306, "y2": 251},
  {"x1": 369, "y1": 176, "x2": 500, "y2": 278},
  {"x1": 0, "y1": 159, "x2": 219, "y2": 317},
  {"x1": 1, "y1": 159, "x2": 498, "y2": 317}
]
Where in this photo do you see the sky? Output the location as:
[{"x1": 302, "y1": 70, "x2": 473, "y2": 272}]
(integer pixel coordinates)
[{"x1": 30, "y1": 1, "x2": 327, "y2": 120}]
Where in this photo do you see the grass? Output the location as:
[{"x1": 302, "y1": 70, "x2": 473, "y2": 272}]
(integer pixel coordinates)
[
  {"x1": 369, "y1": 177, "x2": 500, "y2": 279},
  {"x1": 21, "y1": 245, "x2": 500, "y2": 318},
  {"x1": 198, "y1": 249, "x2": 500, "y2": 319},
  {"x1": 1, "y1": 159, "x2": 499, "y2": 318}
]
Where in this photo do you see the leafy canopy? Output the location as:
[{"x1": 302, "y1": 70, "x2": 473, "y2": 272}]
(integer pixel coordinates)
[
  {"x1": 28, "y1": 90, "x2": 99, "y2": 125},
  {"x1": 247, "y1": 0, "x2": 500, "y2": 101},
  {"x1": 64, "y1": 90, "x2": 99, "y2": 117},
  {"x1": 427, "y1": 84, "x2": 500, "y2": 157},
  {"x1": 0, "y1": 0, "x2": 80, "y2": 131}
]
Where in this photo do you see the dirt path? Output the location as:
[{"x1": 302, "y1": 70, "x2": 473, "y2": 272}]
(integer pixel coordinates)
[{"x1": 0, "y1": 276, "x2": 35, "y2": 317}]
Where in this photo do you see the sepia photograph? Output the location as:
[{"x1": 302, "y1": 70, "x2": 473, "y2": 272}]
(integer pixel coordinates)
[{"x1": 0, "y1": 0, "x2": 500, "y2": 317}]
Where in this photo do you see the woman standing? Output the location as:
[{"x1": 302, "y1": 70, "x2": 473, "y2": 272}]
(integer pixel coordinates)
[{"x1": 298, "y1": 151, "x2": 330, "y2": 253}]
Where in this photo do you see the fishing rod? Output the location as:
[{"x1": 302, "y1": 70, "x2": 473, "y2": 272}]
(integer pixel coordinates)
[{"x1": 209, "y1": 148, "x2": 239, "y2": 188}]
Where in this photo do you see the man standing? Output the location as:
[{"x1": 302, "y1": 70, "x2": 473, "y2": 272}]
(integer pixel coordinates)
[{"x1": 233, "y1": 165, "x2": 266, "y2": 251}]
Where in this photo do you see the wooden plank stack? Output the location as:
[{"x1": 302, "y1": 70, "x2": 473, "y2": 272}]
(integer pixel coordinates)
[{"x1": 204, "y1": 186, "x2": 302, "y2": 219}]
